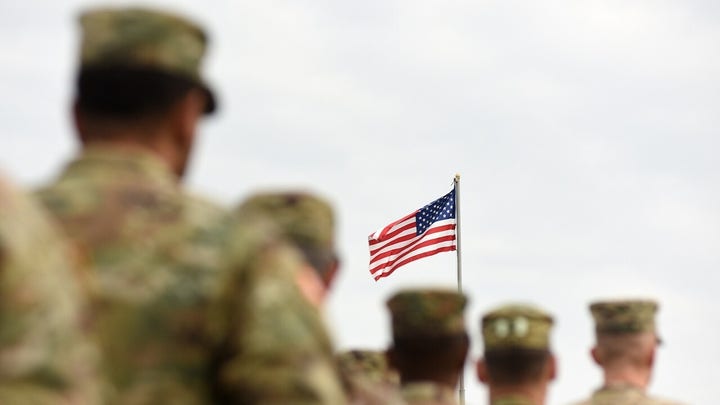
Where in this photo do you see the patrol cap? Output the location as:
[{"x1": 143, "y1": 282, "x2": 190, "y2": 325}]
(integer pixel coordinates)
[
  {"x1": 387, "y1": 289, "x2": 467, "y2": 339},
  {"x1": 590, "y1": 299, "x2": 658, "y2": 335},
  {"x1": 237, "y1": 192, "x2": 335, "y2": 265},
  {"x1": 78, "y1": 7, "x2": 216, "y2": 113},
  {"x1": 481, "y1": 304, "x2": 554, "y2": 352}
]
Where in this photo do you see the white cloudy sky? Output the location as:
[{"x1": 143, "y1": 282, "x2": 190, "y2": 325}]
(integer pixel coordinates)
[{"x1": 2, "y1": 1, "x2": 719, "y2": 404}]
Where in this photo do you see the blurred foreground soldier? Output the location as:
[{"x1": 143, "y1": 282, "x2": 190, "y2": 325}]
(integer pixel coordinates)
[
  {"x1": 38, "y1": 7, "x2": 224, "y2": 404},
  {"x1": 336, "y1": 349, "x2": 403, "y2": 405},
  {"x1": 476, "y1": 305, "x2": 556, "y2": 405},
  {"x1": 237, "y1": 192, "x2": 340, "y2": 306},
  {"x1": 571, "y1": 300, "x2": 683, "y2": 405},
  {"x1": 37, "y1": 7, "x2": 326, "y2": 405},
  {"x1": 386, "y1": 289, "x2": 469, "y2": 405},
  {"x1": 216, "y1": 192, "x2": 348, "y2": 403},
  {"x1": 0, "y1": 175, "x2": 100, "y2": 404}
]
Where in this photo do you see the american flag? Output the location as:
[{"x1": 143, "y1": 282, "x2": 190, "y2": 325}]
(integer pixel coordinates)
[{"x1": 368, "y1": 188, "x2": 457, "y2": 281}]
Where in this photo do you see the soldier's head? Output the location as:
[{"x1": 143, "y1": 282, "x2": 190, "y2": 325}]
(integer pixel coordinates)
[
  {"x1": 386, "y1": 289, "x2": 469, "y2": 388},
  {"x1": 476, "y1": 304, "x2": 556, "y2": 397},
  {"x1": 237, "y1": 192, "x2": 339, "y2": 292},
  {"x1": 72, "y1": 7, "x2": 217, "y2": 178},
  {"x1": 588, "y1": 299, "x2": 660, "y2": 386}
]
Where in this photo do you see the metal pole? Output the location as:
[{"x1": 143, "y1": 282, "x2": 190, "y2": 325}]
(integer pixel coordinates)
[{"x1": 454, "y1": 174, "x2": 465, "y2": 405}]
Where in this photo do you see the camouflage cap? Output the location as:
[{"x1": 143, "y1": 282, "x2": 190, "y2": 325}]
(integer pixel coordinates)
[
  {"x1": 237, "y1": 192, "x2": 336, "y2": 268},
  {"x1": 590, "y1": 299, "x2": 658, "y2": 335},
  {"x1": 78, "y1": 7, "x2": 216, "y2": 113},
  {"x1": 387, "y1": 289, "x2": 467, "y2": 339},
  {"x1": 481, "y1": 304, "x2": 554, "y2": 352}
]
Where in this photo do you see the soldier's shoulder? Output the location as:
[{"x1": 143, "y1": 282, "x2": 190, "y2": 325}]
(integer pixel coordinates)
[
  {"x1": 401, "y1": 382, "x2": 456, "y2": 405},
  {"x1": 643, "y1": 397, "x2": 686, "y2": 405}
]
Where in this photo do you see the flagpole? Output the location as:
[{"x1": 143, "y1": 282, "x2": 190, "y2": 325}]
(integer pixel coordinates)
[{"x1": 454, "y1": 173, "x2": 465, "y2": 405}]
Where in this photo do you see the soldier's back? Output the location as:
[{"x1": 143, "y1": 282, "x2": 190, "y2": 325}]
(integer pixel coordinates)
[
  {"x1": 401, "y1": 382, "x2": 457, "y2": 405},
  {"x1": 37, "y1": 148, "x2": 232, "y2": 405},
  {"x1": 571, "y1": 385, "x2": 684, "y2": 405},
  {"x1": 0, "y1": 174, "x2": 100, "y2": 404}
]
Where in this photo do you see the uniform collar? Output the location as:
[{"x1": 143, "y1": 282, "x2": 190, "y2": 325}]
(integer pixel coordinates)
[
  {"x1": 62, "y1": 146, "x2": 178, "y2": 188},
  {"x1": 401, "y1": 381, "x2": 456, "y2": 404},
  {"x1": 491, "y1": 394, "x2": 536, "y2": 405}
]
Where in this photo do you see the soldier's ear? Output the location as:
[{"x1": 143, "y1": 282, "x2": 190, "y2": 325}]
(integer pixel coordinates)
[
  {"x1": 590, "y1": 346, "x2": 602, "y2": 366},
  {"x1": 321, "y1": 259, "x2": 340, "y2": 290},
  {"x1": 73, "y1": 100, "x2": 90, "y2": 145},
  {"x1": 646, "y1": 345, "x2": 655, "y2": 368},
  {"x1": 547, "y1": 354, "x2": 557, "y2": 381},
  {"x1": 168, "y1": 88, "x2": 205, "y2": 146},
  {"x1": 476, "y1": 358, "x2": 489, "y2": 384}
]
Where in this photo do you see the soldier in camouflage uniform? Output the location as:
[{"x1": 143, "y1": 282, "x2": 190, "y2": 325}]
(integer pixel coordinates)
[
  {"x1": 38, "y1": 7, "x2": 345, "y2": 405},
  {"x1": 570, "y1": 300, "x2": 684, "y2": 405},
  {"x1": 213, "y1": 192, "x2": 349, "y2": 403},
  {"x1": 476, "y1": 304, "x2": 556, "y2": 405},
  {"x1": 0, "y1": 174, "x2": 101, "y2": 404},
  {"x1": 336, "y1": 349, "x2": 404, "y2": 405},
  {"x1": 386, "y1": 289, "x2": 469, "y2": 405}
]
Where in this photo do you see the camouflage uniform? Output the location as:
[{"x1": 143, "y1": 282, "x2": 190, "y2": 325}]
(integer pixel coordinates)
[
  {"x1": 336, "y1": 350, "x2": 403, "y2": 405},
  {"x1": 219, "y1": 193, "x2": 348, "y2": 404},
  {"x1": 387, "y1": 289, "x2": 468, "y2": 405},
  {"x1": 400, "y1": 383, "x2": 456, "y2": 405},
  {"x1": 490, "y1": 396, "x2": 534, "y2": 405},
  {"x1": 571, "y1": 300, "x2": 684, "y2": 405},
  {"x1": 0, "y1": 174, "x2": 101, "y2": 405},
  {"x1": 39, "y1": 8, "x2": 344, "y2": 405},
  {"x1": 38, "y1": 146, "x2": 235, "y2": 405},
  {"x1": 480, "y1": 304, "x2": 555, "y2": 405},
  {"x1": 572, "y1": 385, "x2": 682, "y2": 405}
]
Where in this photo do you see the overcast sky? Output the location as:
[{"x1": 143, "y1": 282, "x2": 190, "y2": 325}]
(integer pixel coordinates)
[{"x1": 2, "y1": 1, "x2": 719, "y2": 404}]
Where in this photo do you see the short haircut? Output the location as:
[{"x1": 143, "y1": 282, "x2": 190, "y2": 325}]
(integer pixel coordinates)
[
  {"x1": 484, "y1": 348, "x2": 550, "y2": 385},
  {"x1": 76, "y1": 66, "x2": 198, "y2": 119},
  {"x1": 595, "y1": 331, "x2": 655, "y2": 367},
  {"x1": 393, "y1": 333, "x2": 468, "y2": 372},
  {"x1": 296, "y1": 244, "x2": 337, "y2": 280}
]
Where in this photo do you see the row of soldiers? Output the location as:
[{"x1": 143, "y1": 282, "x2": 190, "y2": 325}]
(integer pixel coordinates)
[
  {"x1": 0, "y1": 5, "x2": 684, "y2": 405},
  {"x1": 340, "y1": 293, "x2": 683, "y2": 405}
]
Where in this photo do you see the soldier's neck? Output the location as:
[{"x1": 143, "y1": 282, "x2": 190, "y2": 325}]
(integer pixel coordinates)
[
  {"x1": 80, "y1": 129, "x2": 183, "y2": 179},
  {"x1": 603, "y1": 365, "x2": 650, "y2": 391},
  {"x1": 488, "y1": 382, "x2": 547, "y2": 405},
  {"x1": 401, "y1": 373, "x2": 459, "y2": 390}
]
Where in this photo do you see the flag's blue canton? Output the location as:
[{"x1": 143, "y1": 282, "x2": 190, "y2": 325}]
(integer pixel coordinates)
[{"x1": 415, "y1": 189, "x2": 455, "y2": 235}]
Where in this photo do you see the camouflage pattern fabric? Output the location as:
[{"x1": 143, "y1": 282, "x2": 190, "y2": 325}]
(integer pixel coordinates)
[
  {"x1": 0, "y1": 174, "x2": 101, "y2": 405},
  {"x1": 78, "y1": 7, "x2": 216, "y2": 112},
  {"x1": 401, "y1": 382, "x2": 457, "y2": 405},
  {"x1": 237, "y1": 192, "x2": 335, "y2": 256},
  {"x1": 571, "y1": 385, "x2": 684, "y2": 405},
  {"x1": 337, "y1": 350, "x2": 398, "y2": 385},
  {"x1": 237, "y1": 192, "x2": 337, "y2": 285},
  {"x1": 387, "y1": 289, "x2": 467, "y2": 338},
  {"x1": 336, "y1": 350, "x2": 403, "y2": 405},
  {"x1": 209, "y1": 208, "x2": 348, "y2": 405},
  {"x1": 490, "y1": 395, "x2": 534, "y2": 405},
  {"x1": 590, "y1": 300, "x2": 658, "y2": 335},
  {"x1": 38, "y1": 147, "x2": 347, "y2": 404},
  {"x1": 481, "y1": 304, "x2": 554, "y2": 352},
  {"x1": 37, "y1": 147, "x2": 232, "y2": 405}
]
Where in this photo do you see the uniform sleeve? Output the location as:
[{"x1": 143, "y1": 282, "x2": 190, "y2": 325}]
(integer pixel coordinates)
[
  {"x1": 0, "y1": 176, "x2": 101, "y2": 405},
  {"x1": 208, "y1": 216, "x2": 347, "y2": 405}
]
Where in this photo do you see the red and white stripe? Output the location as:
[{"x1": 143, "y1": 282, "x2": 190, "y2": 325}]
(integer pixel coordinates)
[{"x1": 368, "y1": 211, "x2": 456, "y2": 281}]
